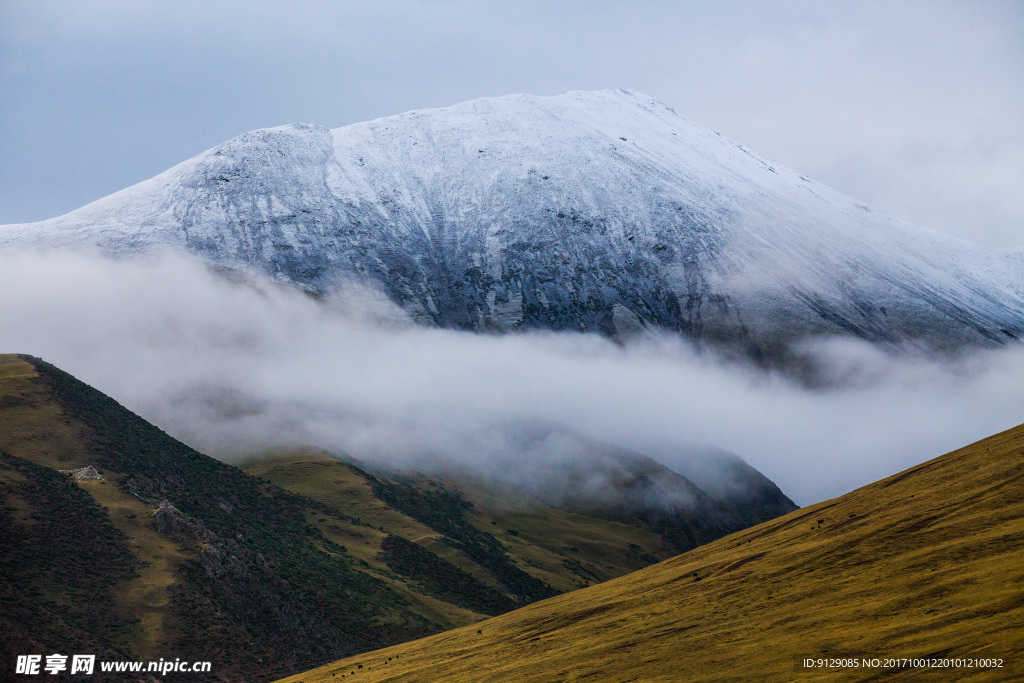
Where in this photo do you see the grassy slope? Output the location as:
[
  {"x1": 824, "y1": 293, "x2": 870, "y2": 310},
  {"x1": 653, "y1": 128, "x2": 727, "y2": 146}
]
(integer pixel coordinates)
[
  {"x1": 1, "y1": 354, "x2": 199, "y2": 664},
  {"x1": 243, "y1": 453, "x2": 496, "y2": 630},
  {"x1": 244, "y1": 455, "x2": 676, "y2": 598},
  {"x1": 279, "y1": 422, "x2": 1024, "y2": 682},
  {"x1": 76, "y1": 477, "x2": 192, "y2": 658},
  {"x1": 3, "y1": 353, "x2": 745, "y2": 681},
  {"x1": 0, "y1": 356, "x2": 437, "y2": 681},
  {"x1": 0, "y1": 356, "x2": 93, "y2": 470},
  {"x1": 0, "y1": 452, "x2": 140, "y2": 672}
]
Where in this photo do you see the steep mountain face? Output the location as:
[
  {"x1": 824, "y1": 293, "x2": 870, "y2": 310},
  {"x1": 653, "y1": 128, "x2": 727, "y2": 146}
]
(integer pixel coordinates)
[{"x1": 3, "y1": 90, "x2": 1021, "y2": 355}]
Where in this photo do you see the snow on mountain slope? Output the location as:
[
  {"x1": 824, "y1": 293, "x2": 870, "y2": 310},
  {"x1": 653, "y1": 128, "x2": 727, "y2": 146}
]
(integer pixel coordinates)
[{"x1": 2, "y1": 89, "x2": 1021, "y2": 355}]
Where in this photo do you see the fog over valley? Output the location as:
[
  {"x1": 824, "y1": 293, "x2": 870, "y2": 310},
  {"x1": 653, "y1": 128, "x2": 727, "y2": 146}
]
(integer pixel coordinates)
[
  {"x1": 3, "y1": 5, "x2": 1023, "y2": 679},
  {"x1": 2, "y1": 250, "x2": 1021, "y2": 506}
]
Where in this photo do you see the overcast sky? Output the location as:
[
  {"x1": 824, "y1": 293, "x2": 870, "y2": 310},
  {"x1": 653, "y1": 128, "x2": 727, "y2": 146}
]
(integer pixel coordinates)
[{"x1": 1, "y1": 0, "x2": 1022, "y2": 247}]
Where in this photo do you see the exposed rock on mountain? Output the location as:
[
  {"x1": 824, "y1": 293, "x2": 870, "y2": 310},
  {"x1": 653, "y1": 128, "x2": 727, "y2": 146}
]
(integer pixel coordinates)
[{"x1": 3, "y1": 90, "x2": 1021, "y2": 356}]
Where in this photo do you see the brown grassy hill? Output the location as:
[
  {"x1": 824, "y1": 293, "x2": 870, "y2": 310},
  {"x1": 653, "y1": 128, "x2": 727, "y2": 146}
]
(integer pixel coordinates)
[
  {"x1": 244, "y1": 450, "x2": 793, "y2": 607},
  {"x1": 0, "y1": 354, "x2": 441, "y2": 681},
  {"x1": 0, "y1": 353, "x2": 793, "y2": 681},
  {"x1": 279, "y1": 422, "x2": 1024, "y2": 682},
  {"x1": 242, "y1": 454, "x2": 670, "y2": 601}
]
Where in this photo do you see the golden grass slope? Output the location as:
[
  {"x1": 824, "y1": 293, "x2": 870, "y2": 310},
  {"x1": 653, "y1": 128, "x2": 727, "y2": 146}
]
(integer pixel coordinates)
[
  {"x1": 0, "y1": 355, "x2": 92, "y2": 471},
  {"x1": 244, "y1": 454, "x2": 672, "y2": 597},
  {"x1": 0, "y1": 356, "x2": 195, "y2": 657},
  {"x1": 279, "y1": 422, "x2": 1024, "y2": 682}
]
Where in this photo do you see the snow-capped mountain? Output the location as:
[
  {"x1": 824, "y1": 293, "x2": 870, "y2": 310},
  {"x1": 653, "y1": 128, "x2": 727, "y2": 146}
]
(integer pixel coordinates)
[{"x1": 3, "y1": 89, "x2": 1021, "y2": 355}]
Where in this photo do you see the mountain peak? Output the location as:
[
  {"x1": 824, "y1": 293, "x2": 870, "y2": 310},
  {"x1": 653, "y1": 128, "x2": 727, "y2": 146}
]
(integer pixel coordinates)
[{"x1": 2, "y1": 91, "x2": 1021, "y2": 356}]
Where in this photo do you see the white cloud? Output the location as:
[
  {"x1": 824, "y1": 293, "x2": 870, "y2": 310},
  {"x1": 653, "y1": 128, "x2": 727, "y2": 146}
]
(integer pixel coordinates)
[{"x1": 2, "y1": 250, "x2": 1021, "y2": 506}]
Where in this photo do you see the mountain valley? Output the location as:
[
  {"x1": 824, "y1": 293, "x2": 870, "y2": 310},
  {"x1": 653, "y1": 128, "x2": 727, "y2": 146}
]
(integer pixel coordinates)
[
  {"x1": 0, "y1": 354, "x2": 792, "y2": 681},
  {"x1": 280, "y1": 419, "x2": 1024, "y2": 682}
]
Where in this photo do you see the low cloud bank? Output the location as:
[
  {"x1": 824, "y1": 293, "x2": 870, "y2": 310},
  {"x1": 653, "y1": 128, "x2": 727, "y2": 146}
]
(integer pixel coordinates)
[{"x1": 1, "y1": 250, "x2": 1022, "y2": 505}]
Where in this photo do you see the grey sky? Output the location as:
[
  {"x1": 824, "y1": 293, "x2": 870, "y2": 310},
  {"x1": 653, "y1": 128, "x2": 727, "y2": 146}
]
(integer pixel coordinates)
[{"x1": 1, "y1": 0, "x2": 1022, "y2": 246}]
